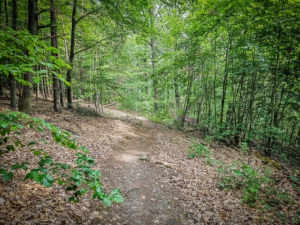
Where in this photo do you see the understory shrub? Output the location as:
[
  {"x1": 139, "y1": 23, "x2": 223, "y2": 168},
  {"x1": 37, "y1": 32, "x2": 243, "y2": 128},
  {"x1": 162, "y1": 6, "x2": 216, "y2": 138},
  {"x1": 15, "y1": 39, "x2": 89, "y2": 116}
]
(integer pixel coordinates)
[
  {"x1": 187, "y1": 140, "x2": 211, "y2": 158},
  {"x1": 0, "y1": 111, "x2": 123, "y2": 206},
  {"x1": 217, "y1": 161, "x2": 293, "y2": 208}
]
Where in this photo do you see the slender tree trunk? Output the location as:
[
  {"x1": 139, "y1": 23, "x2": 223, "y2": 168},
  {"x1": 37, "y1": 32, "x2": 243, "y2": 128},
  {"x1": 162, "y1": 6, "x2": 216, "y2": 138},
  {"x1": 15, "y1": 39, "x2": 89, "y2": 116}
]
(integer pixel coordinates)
[
  {"x1": 50, "y1": 0, "x2": 60, "y2": 112},
  {"x1": 0, "y1": 0, "x2": 3, "y2": 95},
  {"x1": 59, "y1": 81, "x2": 64, "y2": 107},
  {"x1": 19, "y1": 0, "x2": 38, "y2": 113},
  {"x1": 4, "y1": 0, "x2": 8, "y2": 27},
  {"x1": 144, "y1": 58, "x2": 148, "y2": 96},
  {"x1": 150, "y1": 37, "x2": 158, "y2": 111},
  {"x1": 267, "y1": 27, "x2": 281, "y2": 153},
  {"x1": 174, "y1": 74, "x2": 180, "y2": 109},
  {"x1": 213, "y1": 37, "x2": 218, "y2": 127},
  {"x1": 220, "y1": 29, "x2": 233, "y2": 125},
  {"x1": 9, "y1": 0, "x2": 17, "y2": 110},
  {"x1": 181, "y1": 72, "x2": 193, "y2": 128},
  {"x1": 0, "y1": 0, "x2": 2, "y2": 27},
  {"x1": 66, "y1": 0, "x2": 77, "y2": 109}
]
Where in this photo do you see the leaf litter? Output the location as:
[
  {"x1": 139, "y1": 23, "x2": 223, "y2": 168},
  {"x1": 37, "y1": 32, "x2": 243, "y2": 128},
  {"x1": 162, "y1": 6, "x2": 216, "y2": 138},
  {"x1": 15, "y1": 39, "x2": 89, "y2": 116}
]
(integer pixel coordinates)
[{"x1": 0, "y1": 100, "x2": 299, "y2": 224}]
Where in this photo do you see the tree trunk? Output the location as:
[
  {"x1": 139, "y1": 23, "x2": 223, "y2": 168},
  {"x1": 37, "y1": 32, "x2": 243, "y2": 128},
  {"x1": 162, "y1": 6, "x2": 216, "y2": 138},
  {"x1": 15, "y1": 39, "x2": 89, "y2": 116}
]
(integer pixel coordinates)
[
  {"x1": 50, "y1": 0, "x2": 60, "y2": 112},
  {"x1": 59, "y1": 81, "x2": 64, "y2": 107},
  {"x1": 10, "y1": 0, "x2": 17, "y2": 110},
  {"x1": 4, "y1": 0, "x2": 8, "y2": 27},
  {"x1": 220, "y1": 29, "x2": 233, "y2": 125},
  {"x1": 267, "y1": 27, "x2": 281, "y2": 154},
  {"x1": 0, "y1": 0, "x2": 2, "y2": 28},
  {"x1": 150, "y1": 37, "x2": 158, "y2": 111},
  {"x1": 0, "y1": 0, "x2": 3, "y2": 95},
  {"x1": 66, "y1": 0, "x2": 77, "y2": 109},
  {"x1": 19, "y1": 0, "x2": 38, "y2": 113},
  {"x1": 174, "y1": 74, "x2": 180, "y2": 109}
]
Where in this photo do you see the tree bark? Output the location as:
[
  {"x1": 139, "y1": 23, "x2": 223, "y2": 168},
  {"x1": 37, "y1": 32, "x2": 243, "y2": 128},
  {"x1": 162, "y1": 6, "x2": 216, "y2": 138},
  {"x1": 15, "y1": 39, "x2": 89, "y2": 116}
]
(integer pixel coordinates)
[
  {"x1": 220, "y1": 28, "x2": 233, "y2": 125},
  {"x1": 9, "y1": 0, "x2": 17, "y2": 110},
  {"x1": 0, "y1": 0, "x2": 2, "y2": 96},
  {"x1": 19, "y1": 0, "x2": 38, "y2": 113},
  {"x1": 66, "y1": 0, "x2": 78, "y2": 109},
  {"x1": 4, "y1": 0, "x2": 8, "y2": 27},
  {"x1": 150, "y1": 37, "x2": 158, "y2": 111},
  {"x1": 50, "y1": 0, "x2": 60, "y2": 112}
]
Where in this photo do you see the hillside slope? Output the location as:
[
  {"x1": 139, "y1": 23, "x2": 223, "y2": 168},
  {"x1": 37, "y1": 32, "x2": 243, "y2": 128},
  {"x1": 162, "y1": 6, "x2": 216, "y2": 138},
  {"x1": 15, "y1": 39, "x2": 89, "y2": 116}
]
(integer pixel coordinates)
[{"x1": 0, "y1": 99, "x2": 299, "y2": 224}]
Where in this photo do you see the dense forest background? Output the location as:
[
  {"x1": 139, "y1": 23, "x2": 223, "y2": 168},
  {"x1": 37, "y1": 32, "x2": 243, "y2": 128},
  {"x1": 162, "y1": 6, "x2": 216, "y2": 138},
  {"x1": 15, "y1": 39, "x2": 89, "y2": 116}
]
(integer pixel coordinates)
[{"x1": 0, "y1": 0, "x2": 300, "y2": 166}]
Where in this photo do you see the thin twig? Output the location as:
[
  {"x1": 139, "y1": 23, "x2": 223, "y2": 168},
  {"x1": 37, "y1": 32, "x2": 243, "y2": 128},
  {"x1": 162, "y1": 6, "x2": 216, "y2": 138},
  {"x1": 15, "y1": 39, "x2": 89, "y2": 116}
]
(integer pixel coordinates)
[{"x1": 124, "y1": 187, "x2": 139, "y2": 197}]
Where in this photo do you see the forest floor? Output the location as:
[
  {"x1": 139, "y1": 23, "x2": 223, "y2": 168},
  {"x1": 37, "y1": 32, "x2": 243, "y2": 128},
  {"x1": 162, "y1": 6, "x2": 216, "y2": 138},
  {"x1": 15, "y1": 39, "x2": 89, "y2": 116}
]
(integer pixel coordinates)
[{"x1": 0, "y1": 98, "x2": 299, "y2": 224}]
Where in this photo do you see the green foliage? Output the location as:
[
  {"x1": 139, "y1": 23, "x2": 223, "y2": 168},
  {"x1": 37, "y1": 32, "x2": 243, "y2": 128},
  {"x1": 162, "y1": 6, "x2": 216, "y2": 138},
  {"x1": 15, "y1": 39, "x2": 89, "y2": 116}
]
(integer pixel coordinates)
[
  {"x1": 276, "y1": 212, "x2": 286, "y2": 223},
  {"x1": 241, "y1": 142, "x2": 249, "y2": 155},
  {"x1": 187, "y1": 140, "x2": 211, "y2": 159},
  {"x1": 294, "y1": 212, "x2": 300, "y2": 224},
  {"x1": 148, "y1": 108, "x2": 173, "y2": 124},
  {"x1": 289, "y1": 174, "x2": 300, "y2": 192},
  {"x1": 0, "y1": 28, "x2": 70, "y2": 86},
  {"x1": 205, "y1": 157, "x2": 222, "y2": 167},
  {"x1": 218, "y1": 162, "x2": 273, "y2": 206},
  {"x1": 216, "y1": 161, "x2": 294, "y2": 208},
  {"x1": 0, "y1": 111, "x2": 123, "y2": 206}
]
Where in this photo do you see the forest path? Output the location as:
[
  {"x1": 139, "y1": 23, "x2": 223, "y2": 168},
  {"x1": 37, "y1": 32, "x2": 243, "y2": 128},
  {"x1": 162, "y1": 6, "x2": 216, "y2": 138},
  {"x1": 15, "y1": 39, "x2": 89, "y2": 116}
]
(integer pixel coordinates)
[{"x1": 89, "y1": 108, "x2": 188, "y2": 224}]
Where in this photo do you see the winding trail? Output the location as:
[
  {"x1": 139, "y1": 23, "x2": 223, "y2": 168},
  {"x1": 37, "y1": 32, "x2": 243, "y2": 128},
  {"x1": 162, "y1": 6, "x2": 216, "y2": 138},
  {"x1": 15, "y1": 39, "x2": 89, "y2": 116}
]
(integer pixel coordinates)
[{"x1": 90, "y1": 108, "x2": 188, "y2": 225}]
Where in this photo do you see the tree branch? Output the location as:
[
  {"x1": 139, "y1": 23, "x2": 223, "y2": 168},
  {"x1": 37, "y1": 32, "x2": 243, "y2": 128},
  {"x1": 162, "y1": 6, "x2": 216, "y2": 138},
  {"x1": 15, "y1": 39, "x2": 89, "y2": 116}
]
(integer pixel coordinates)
[
  {"x1": 76, "y1": 7, "x2": 101, "y2": 24},
  {"x1": 74, "y1": 34, "x2": 125, "y2": 56},
  {"x1": 36, "y1": 9, "x2": 49, "y2": 17},
  {"x1": 38, "y1": 24, "x2": 53, "y2": 30}
]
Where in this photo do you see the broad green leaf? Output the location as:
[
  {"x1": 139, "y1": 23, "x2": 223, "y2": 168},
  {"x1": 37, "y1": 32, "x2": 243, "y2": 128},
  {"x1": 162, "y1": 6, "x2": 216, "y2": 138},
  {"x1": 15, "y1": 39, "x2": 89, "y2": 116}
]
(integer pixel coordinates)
[
  {"x1": 11, "y1": 163, "x2": 29, "y2": 171},
  {"x1": 112, "y1": 194, "x2": 124, "y2": 203},
  {"x1": 38, "y1": 174, "x2": 53, "y2": 187},
  {"x1": 2, "y1": 172, "x2": 14, "y2": 181},
  {"x1": 27, "y1": 141, "x2": 37, "y2": 146},
  {"x1": 0, "y1": 168, "x2": 7, "y2": 174},
  {"x1": 102, "y1": 196, "x2": 112, "y2": 206},
  {"x1": 0, "y1": 121, "x2": 8, "y2": 128},
  {"x1": 233, "y1": 170, "x2": 244, "y2": 177},
  {"x1": 110, "y1": 188, "x2": 121, "y2": 196}
]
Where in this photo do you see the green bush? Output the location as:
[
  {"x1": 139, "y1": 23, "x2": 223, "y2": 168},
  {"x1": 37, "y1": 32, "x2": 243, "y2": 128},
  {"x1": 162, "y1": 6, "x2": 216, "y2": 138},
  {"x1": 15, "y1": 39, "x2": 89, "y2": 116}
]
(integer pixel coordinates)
[
  {"x1": 0, "y1": 111, "x2": 123, "y2": 206},
  {"x1": 187, "y1": 140, "x2": 211, "y2": 159},
  {"x1": 217, "y1": 161, "x2": 294, "y2": 208}
]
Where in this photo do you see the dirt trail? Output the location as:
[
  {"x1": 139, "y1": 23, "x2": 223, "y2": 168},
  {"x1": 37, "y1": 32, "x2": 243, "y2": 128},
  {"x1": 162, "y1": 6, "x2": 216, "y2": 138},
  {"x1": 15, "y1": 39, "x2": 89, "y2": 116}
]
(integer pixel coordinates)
[{"x1": 90, "y1": 108, "x2": 188, "y2": 224}]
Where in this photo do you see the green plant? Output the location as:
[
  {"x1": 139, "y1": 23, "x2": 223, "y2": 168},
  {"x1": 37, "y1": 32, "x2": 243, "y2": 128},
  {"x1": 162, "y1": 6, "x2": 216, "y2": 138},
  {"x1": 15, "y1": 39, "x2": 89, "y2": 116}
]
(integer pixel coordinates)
[
  {"x1": 148, "y1": 108, "x2": 172, "y2": 124},
  {"x1": 187, "y1": 140, "x2": 211, "y2": 159},
  {"x1": 276, "y1": 212, "x2": 286, "y2": 223},
  {"x1": 204, "y1": 135, "x2": 214, "y2": 143},
  {"x1": 294, "y1": 212, "x2": 300, "y2": 224},
  {"x1": 0, "y1": 111, "x2": 123, "y2": 206},
  {"x1": 289, "y1": 174, "x2": 300, "y2": 192},
  {"x1": 241, "y1": 142, "x2": 249, "y2": 155},
  {"x1": 217, "y1": 161, "x2": 274, "y2": 206},
  {"x1": 205, "y1": 157, "x2": 222, "y2": 167}
]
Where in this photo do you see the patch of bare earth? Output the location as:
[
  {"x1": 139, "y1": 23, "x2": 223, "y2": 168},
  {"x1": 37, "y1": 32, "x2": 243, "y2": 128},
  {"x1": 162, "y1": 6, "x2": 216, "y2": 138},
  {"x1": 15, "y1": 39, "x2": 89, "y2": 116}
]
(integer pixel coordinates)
[{"x1": 0, "y1": 99, "x2": 299, "y2": 224}]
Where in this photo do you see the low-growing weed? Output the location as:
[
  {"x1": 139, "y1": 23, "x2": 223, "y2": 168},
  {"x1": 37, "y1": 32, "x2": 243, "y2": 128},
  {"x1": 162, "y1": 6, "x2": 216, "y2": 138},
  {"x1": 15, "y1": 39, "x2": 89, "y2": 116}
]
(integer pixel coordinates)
[
  {"x1": 187, "y1": 140, "x2": 211, "y2": 158},
  {"x1": 217, "y1": 161, "x2": 275, "y2": 206},
  {"x1": 206, "y1": 157, "x2": 222, "y2": 167},
  {"x1": 241, "y1": 142, "x2": 249, "y2": 155}
]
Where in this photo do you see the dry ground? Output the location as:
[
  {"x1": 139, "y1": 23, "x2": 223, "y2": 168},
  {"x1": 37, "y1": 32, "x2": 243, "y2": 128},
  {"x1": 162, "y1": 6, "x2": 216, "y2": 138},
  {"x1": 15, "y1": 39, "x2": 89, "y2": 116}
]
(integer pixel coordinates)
[{"x1": 0, "y1": 98, "x2": 299, "y2": 224}]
